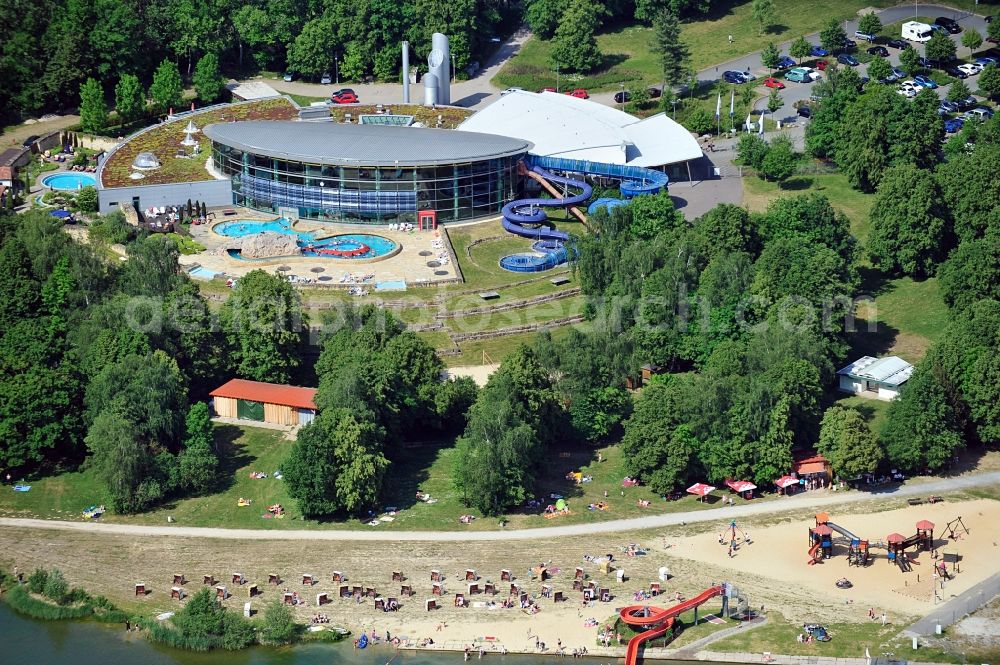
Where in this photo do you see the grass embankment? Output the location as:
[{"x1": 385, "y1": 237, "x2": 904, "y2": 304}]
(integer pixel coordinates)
[
  {"x1": 711, "y1": 610, "x2": 906, "y2": 658},
  {"x1": 0, "y1": 423, "x2": 773, "y2": 531},
  {"x1": 494, "y1": 0, "x2": 898, "y2": 92}
]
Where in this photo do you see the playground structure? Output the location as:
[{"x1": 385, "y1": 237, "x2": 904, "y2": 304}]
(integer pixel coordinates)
[
  {"x1": 618, "y1": 584, "x2": 730, "y2": 665},
  {"x1": 886, "y1": 520, "x2": 935, "y2": 572},
  {"x1": 809, "y1": 513, "x2": 869, "y2": 566},
  {"x1": 498, "y1": 155, "x2": 669, "y2": 272}
]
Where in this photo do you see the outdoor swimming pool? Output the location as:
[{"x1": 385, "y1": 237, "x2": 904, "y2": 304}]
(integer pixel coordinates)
[
  {"x1": 42, "y1": 172, "x2": 97, "y2": 191},
  {"x1": 217, "y1": 219, "x2": 398, "y2": 260}
]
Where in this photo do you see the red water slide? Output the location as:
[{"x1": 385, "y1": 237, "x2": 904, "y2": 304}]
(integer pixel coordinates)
[{"x1": 619, "y1": 585, "x2": 725, "y2": 665}]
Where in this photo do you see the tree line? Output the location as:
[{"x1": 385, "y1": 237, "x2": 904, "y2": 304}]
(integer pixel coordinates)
[
  {"x1": 0, "y1": 208, "x2": 312, "y2": 513},
  {"x1": 0, "y1": 0, "x2": 522, "y2": 127}
]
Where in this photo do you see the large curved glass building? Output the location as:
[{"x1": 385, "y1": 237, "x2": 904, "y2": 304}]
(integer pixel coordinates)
[{"x1": 205, "y1": 121, "x2": 532, "y2": 224}]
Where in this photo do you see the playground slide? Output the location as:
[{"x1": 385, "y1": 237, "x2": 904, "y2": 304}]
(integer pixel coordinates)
[
  {"x1": 619, "y1": 585, "x2": 725, "y2": 665},
  {"x1": 501, "y1": 165, "x2": 592, "y2": 242},
  {"x1": 807, "y1": 542, "x2": 821, "y2": 565},
  {"x1": 826, "y1": 522, "x2": 860, "y2": 542}
]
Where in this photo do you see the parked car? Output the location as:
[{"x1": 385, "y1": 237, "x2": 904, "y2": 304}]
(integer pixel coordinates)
[
  {"x1": 854, "y1": 30, "x2": 877, "y2": 42},
  {"x1": 566, "y1": 88, "x2": 589, "y2": 99},
  {"x1": 837, "y1": 53, "x2": 859, "y2": 66},
  {"x1": 786, "y1": 67, "x2": 816, "y2": 83},
  {"x1": 867, "y1": 46, "x2": 889, "y2": 57},
  {"x1": 331, "y1": 91, "x2": 359, "y2": 104},
  {"x1": 928, "y1": 24, "x2": 949, "y2": 34},
  {"x1": 891, "y1": 67, "x2": 906, "y2": 79},
  {"x1": 22, "y1": 135, "x2": 39, "y2": 147},
  {"x1": 539, "y1": 87, "x2": 556, "y2": 92},
  {"x1": 815, "y1": 60, "x2": 829, "y2": 71},
  {"x1": 320, "y1": 72, "x2": 332, "y2": 84},
  {"x1": 282, "y1": 71, "x2": 298, "y2": 81},
  {"x1": 742, "y1": 71, "x2": 757, "y2": 81},
  {"x1": 944, "y1": 65, "x2": 969, "y2": 78},
  {"x1": 840, "y1": 38, "x2": 857, "y2": 50},
  {"x1": 957, "y1": 63, "x2": 982, "y2": 76},
  {"x1": 956, "y1": 95, "x2": 978, "y2": 110},
  {"x1": 797, "y1": 105, "x2": 812, "y2": 118},
  {"x1": 974, "y1": 56, "x2": 999, "y2": 67},
  {"x1": 935, "y1": 17, "x2": 962, "y2": 33},
  {"x1": 944, "y1": 117, "x2": 964, "y2": 133},
  {"x1": 810, "y1": 45, "x2": 829, "y2": 57},
  {"x1": 647, "y1": 86, "x2": 663, "y2": 98},
  {"x1": 897, "y1": 85, "x2": 917, "y2": 98},
  {"x1": 918, "y1": 57, "x2": 941, "y2": 69},
  {"x1": 969, "y1": 106, "x2": 996, "y2": 120},
  {"x1": 330, "y1": 88, "x2": 355, "y2": 98},
  {"x1": 986, "y1": 15, "x2": 995, "y2": 23},
  {"x1": 913, "y1": 74, "x2": 938, "y2": 88},
  {"x1": 886, "y1": 38, "x2": 909, "y2": 49},
  {"x1": 938, "y1": 100, "x2": 959, "y2": 113},
  {"x1": 763, "y1": 77, "x2": 785, "y2": 89},
  {"x1": 776, "y1": 55, "x2": 796, "y2": 69},
  {"x1": 500, "y1": 87, "x2": 524, "y2": 95},
  {"x1": 614, "y1": 90, "x2": 631, "y2": 103},
  {"x1": 723, "y1": 70, "x2": 748, "y2": 83}
]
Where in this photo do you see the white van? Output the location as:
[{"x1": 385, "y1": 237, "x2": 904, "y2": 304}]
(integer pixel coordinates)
[{"x1": 902, "y1": 21, "x2": 933, "y2": 43}]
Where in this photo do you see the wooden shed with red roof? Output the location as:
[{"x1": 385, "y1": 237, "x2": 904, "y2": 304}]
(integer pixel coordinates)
[{"x1": 210, "y1": 379, "x2": 317, "y2": 426}]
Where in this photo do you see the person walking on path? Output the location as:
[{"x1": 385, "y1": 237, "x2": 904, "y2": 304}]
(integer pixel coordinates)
[
  {"x1": 881, "y1": 612, "x2": 887, "y2": 626},
  {"x1": 728, "y1": 35, "x2": 734, "y2": 44}
]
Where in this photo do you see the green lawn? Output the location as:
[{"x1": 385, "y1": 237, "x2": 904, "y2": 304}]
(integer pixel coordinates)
[
  {"x1": 742, "y1": 172, "x2": 876, "y2": 241},
  {"x1": 494, "y1": 0, "x2": 898, "y2": 92},
  {"x1": 850, "y1": 274, "x2": 949, "y2": 363},
  {"x1": 286, "y1": 93, "x2": 329, "y2": 107},
  {"x1": 711, "y1": 611, "x2": 909, "y2": 657},
  {"x1": 0, "y1": 424, "x2": 772, "y2": 530}
]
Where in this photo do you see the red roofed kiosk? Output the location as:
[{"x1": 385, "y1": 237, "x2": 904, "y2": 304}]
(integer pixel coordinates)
[{"x1": 210, "y1": 379, "x2": 317, "y2": 426}]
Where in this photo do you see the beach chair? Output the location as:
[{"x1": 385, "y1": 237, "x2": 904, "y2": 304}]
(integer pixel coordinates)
[
  {"x1": 248, "y1": 584, "x2": 259, "y2": 598},
  {"x1": 651, "y1": 582, "x2": 661, "y2": 595},
  {"x1": 554, "y1": 591, "x2": 565, "y2": 602},
  {"x1": 392, "y1": 571, "x2": 404, "y2": 582},
  {"x1": 332, "y1": 571, "x2": 345, "y2": 582},
  {"x1": 339, "y1": 585, "x2": 350, "y2": 598},
  {"x1": 282, "y1": 592, "x2": 294, "y2": 605},
  {"x1": 432, "y1": 582, "x2": 443, "y2": 596},
  {"x1": 365, "y1": 587, "x2": 376, "y2": 598},
  {"x1": 500, "y1": 569, "x2": 512, "y2": 581},
  {"x1": 401, "y1": 584, "x2": 413, "y2": 597},
  {"x1": 268, "y1": 574, "x2": 281, "y2": 585},
  {"x1": 425, "y1": 598, "x2": 438, "y2": 611},
  {"x1": 171, "y1": 587, "x2": 184, "y2": 600},
  {"x1": 232, "y1": 572, "x2": 245, "y2": 585},
  {"x1": 573, "y1": 580, "x2": 584, "y2": 591},
  {"x1": 173, "y1": 574, "x2": 186, "y2": 585},
  {"x1": 431, "y1": 570, "x2": 442, "y2": 582},
  {"x1": 454, "y1": 593, "x2": 466, "y2": 607},
  {"x1": 203, "y1": 575, "x2": 215, "y2": 586},
  {"x1": 134, "y1": 583, "x2": 146, "y2": 596},
  {"x1": 465, "y1": 569, "x2": 477, "y2": 581},
  {"x1": 216, "y1": 585, "x2": 228, "y2": 600},
  {"x1": 484, "y1": 582, "x2": 496, "y2": 595},
  {"x1": 302, "y1": 574, "x2": 315, "y2": 586},
  {"x1": 375, "y1": 597, "x2": 386, "y2": 611},
  {"x1": 317, "y1": 593, "x2": 329, "y2": 606}
]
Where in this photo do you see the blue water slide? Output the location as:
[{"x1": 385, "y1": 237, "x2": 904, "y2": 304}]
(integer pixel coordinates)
[
  {"x1": 500, "y1": 166, "x2": 592, "y2": 242},
  {"x1": 527, "y1": 155, "x2": 669, "y2": 197}
]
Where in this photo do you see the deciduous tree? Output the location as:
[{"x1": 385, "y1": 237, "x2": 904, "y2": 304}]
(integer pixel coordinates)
[
  {"x1": 961, "y1": 29, "x2": 983, "y2": 57},
  {"x1": 549, "y1": 0, "x2": 602, "y2": 73},
  {"x1": 817, "y1": 405, "x2": 883, "y2": 478},
  {"x1": 857, "y1": 12, "x2": 882, "y2": 38},
  {"x1": 220, "y1": 270, "x2": 303, "y2": 383},
  {"x1": 867, "y1": 164, "x2": 949, "y2": 277},
  {"x1": 925, "y1": 29, "x2": 957, "y2": 64},
  {"x1": 751, "y1": 0, "x2": 775, "y2": 36},
  {"x1": 761, "y1": 42, "x2": 780, "y2": 71},
  {"x1": 149, "y1": 59, "x2": 183, "y2": 114},
  {"x1": 819, "y1": 19, "x2": 847, "y2": 54},
  {"x1": 790, "y1": 36, "x2": 812, "y2": 63},
  {"x1": 759, "y1": 133, "x2": 797, "y2": 184},
  {"x1": 192, "y1": 53, "x2": 225, "y2": 103},
  {"x1": 78, "y1": 78, "x2": 107, "y2": 133},
  {"x1": 114, "y1": 73, "x2": 145, "y2": 124}
]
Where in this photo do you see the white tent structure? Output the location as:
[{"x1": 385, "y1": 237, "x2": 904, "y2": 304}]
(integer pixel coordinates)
[{"x1": 458, "y1": 91, "x2": 702, "y2": 178}]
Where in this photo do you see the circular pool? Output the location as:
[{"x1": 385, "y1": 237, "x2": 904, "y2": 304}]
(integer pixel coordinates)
[
  {"x1": 42, "y1": 172, "x2": 97, "y2": 191},
  {"x1": 220, "y1": 220, "x2": 399, "y2": 261}
]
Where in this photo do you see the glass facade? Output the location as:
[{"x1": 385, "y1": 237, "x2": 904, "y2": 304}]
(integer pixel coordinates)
[{"x1": 211, "y1": 142, "x2": 524, "y2": 225}]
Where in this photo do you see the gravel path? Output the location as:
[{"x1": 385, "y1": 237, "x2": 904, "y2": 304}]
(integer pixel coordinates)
[{"x1": 2, "y1": 471, "x2": 996, "y2": 542}]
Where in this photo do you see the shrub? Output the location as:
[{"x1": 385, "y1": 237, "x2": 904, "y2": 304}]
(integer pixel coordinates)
[
  {"x1": 76, "y1": 186, "x2": 99, "y2": 213},
  {"x1": 27, "y1": 568, "x2": 48, "y2": 594},
  {"x1": 43, "y1": 569, "x2": 69, "y2": 604}
]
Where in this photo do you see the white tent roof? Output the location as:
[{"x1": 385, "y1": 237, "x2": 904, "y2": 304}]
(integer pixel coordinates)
[{"x1": 458, "y1": 91, "x2": 702, "y2": 167}]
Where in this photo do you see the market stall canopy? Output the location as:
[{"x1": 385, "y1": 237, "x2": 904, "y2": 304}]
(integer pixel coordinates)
[
  {"x1": 725, "y1": 480, "x2": 757, "y2": 493},
  {"x1": 686, "y1": 483, "x2": 716, "y2": 497},
  {"x1": 887, "y1": 533, "x2": 905, "y2": 544},
  {"x1": 774, "y1": 476, "x2": 799, "y2": 489}
]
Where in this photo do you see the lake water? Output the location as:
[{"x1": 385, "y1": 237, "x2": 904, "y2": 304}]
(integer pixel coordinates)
[{"x1": 1, "y1": 602, "x2": 661, "y2": 665}]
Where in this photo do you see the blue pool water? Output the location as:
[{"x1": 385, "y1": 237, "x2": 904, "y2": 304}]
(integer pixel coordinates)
[
  {"x1": 189, "y1": 267, "x2": 219, "y2": 280},
  {"x1": 218, "y1": 219, "x2": 397, "y2": 260},
  {"x1": 42, "y1": 172, "x2": 96, "y2": 191}
]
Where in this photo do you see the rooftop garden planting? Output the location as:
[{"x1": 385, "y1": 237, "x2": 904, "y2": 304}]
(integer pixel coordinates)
[{"x1": 100, "y1": 98, "x2": 297, "y2": 188}]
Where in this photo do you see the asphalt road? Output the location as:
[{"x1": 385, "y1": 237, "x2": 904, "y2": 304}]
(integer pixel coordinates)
[{"x1": 2, "y1": 471, "x2": 997, "y2": 542}]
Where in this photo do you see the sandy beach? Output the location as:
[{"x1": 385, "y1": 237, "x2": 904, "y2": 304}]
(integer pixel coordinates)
[{"x1": 2, "y1": 495, "x2": 998, "y2": 656}]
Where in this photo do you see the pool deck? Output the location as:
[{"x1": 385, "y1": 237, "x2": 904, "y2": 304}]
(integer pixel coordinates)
[{"x1": 181, "y1": 208, "x2": 461, "y2": 286}]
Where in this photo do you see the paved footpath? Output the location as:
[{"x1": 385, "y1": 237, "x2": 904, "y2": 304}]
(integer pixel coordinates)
[
  {"x1": 902, "y1": 570, "x2": 1000, "y2": 636},
  {"x1": 1, "y1": 471, "x2": 997, "y2": 542}
]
